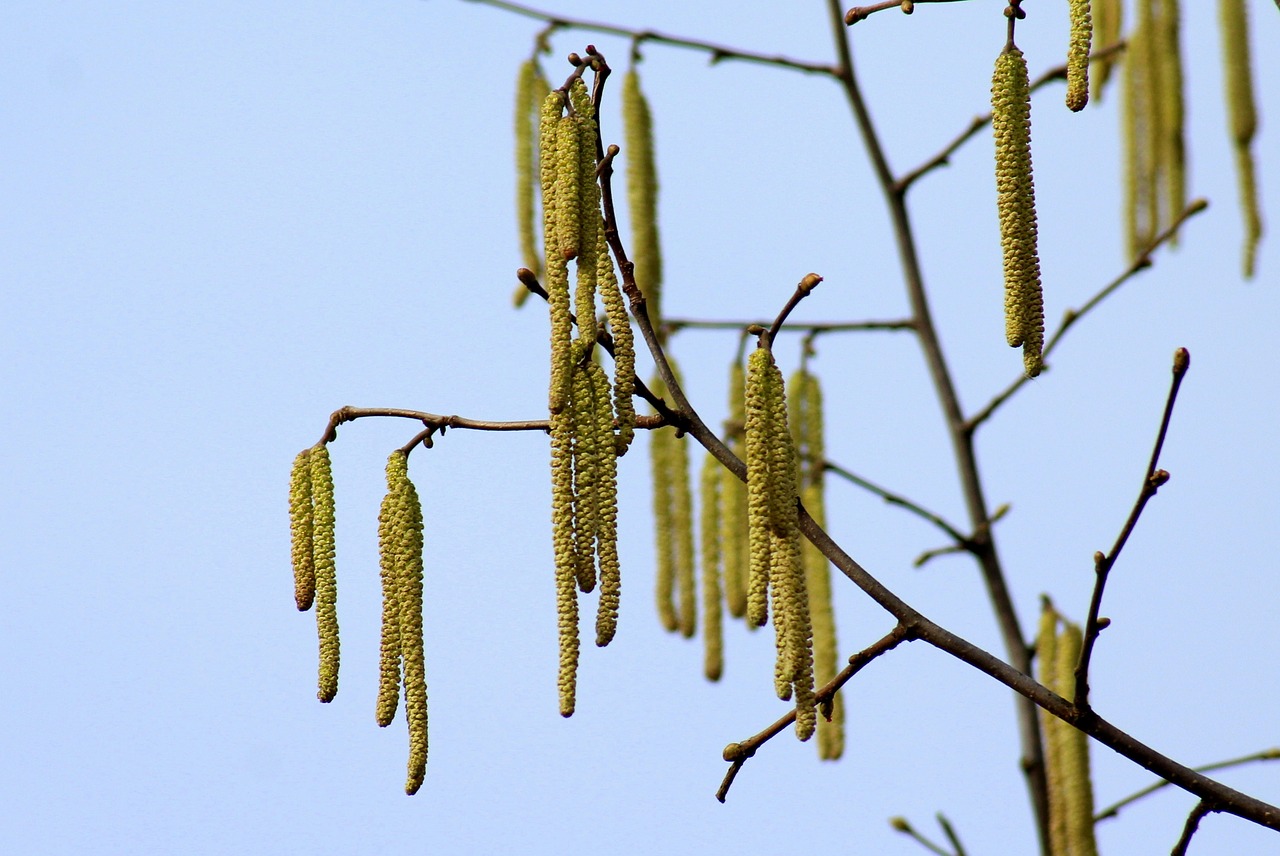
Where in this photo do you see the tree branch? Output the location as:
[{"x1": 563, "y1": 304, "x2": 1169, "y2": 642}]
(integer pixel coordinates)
[
  {"x1": 1171, "y1": 801, "x2": 1215, "y2": 856},
  {"x1": 662, "y1": 316, "x2": 914, "y2": 334},
  {"x1": 824, "y1": 460, "x2": 970, "y2": 546},
  {"x1": 461, "y1": 0, "x2": 837, "y2": 75},
  {"x1": 1095, "y1": 748, "x2": 1280, "y2": 823},
  {"x1": 1074, "y1": 348, "x2": 1189, "y2": 709},
  {"x1": 966, "y1": 199, "x2": 1208, "y2": 434}
]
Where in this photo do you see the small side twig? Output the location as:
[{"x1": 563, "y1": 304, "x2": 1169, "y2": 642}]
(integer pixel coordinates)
[
  {"x1": 1074, "y1": 348, "x2": 1190, "y2": 709},
  {"x1": 716, "y1": 623, "x2": 911, "y2": 802},
  {"x1": 1171, "y1": 800, "x2": 1215, "y2": 856},
  {"x1": 966, "y1": 199, "x2": 1207, "y2": 434},
  {"x1": 764, "y1": 273, "x2": 824, "y2": 346},
  {"x1": 936, "y1": 813, "x2": 968, "y2": 856},
  {"x1": 845, "y1": 0, "x2": 970, "y2": 26},
  {"x1": 662, "y1": 316, "x2": 914, "y2": 335},
  {"x1": 888, "y1": 815, "x2": 954, "y2": 856},
  {"x1": 1096, "y1": 748, "x2": 1280, "y2": 823},
  {"x1": 824, "y1": 460, "x2": 970, "y2": 547}
]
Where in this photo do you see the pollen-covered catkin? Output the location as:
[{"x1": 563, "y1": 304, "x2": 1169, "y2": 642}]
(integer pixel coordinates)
[
  {"x1": 1219, "y1": 0, "x2": 1263, "y2": 278},
  {"x1": 568, "y1": 78, "x2": 600, "y2": 348},
  {"x1": 289, "y1": 448, "x2": 316, "y2": 612},
  {"x1": 1055, "y1": 621, "x2": 1098, "y2": 856},
  {"x1": 622, "y1": 69, "x2": 663, "y2": 323},
  {"x1": 589, "y1": 359, "x2": 622, "y2": 648},
  {"x1": 390, "y1": 456, "x2": 428, "y2": 796},
  {"x1": 375, "y1": 475, "x2": 404, "y2": 728},
  {"x1": 542, "y1": 90, "x2": 574, "y2": 414},
  {"x1": 790, "y1": 369, "x2": 842, "y2": 759},
  {"x1": 721, "y1": 359, "x2": 749, "y2": 620},
  {"x1": 672, "y1": 423, "x2": 697, "y2": 640},
  {"x1": 1037, "y1": 605, "x2": 1068, "y2": 856},
  {"x1": 991, "y1": 46, "x2": 1044, "y2": 377},
  {"x1": 309, "y1": 445, "x2": 339, "y2": 703},
  {"x1": 1157, "y1": 0, "x2": 1186, "y2": 234},
  {"x1": 571, "y1": 366, "x2": 601, "y2": 594},
  {"x1": 550, "y1": 404, "x2": 580, "y2": 717},
  {"x1": 513, "y1": 59, "x2": 546, "y2": 306},
  {"x1": 649, "y1": 365, "x2": 696, "y2": 636},
  {"x1": 700, "y1": 451, "x2": 724, "y2": 681},
  {"x1": 1066, "y1": 0, "x2": 1092, "y2": 112},
  {"x1": 1091, "y1": 0, "x2": 1123, "y2": 97},
  {"x1": 598, "y1": 251, "x2": 636, "y2": 456},
  {"x1": 744, "y1": 348, "x2": 775, "y2": 628}
]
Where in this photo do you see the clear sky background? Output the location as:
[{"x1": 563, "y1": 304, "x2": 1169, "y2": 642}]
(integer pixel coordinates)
[{"x1": 4, "y1": 2, "x2": 1280, "y2": 854}]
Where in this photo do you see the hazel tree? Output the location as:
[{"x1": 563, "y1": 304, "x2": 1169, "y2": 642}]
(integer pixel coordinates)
[{"x1": 287, "y1": 1, "x2": 1278, "y2": 853}]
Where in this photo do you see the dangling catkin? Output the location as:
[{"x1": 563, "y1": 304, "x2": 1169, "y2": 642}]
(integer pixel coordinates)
[
  {"x1": 309, "y1": 445, "x2": 339, "y2": 703},
  {"x1": 1065, "y1": 0, "x2": 1092, "y2": 112},
  {"x1": 389, "y1": 455, "x2": 428, "y2": 796},
  {"x1": 1219, "y1": 0, "x2": 1263, "y2": 278},
  {"x1": 649, "y1": 365, "x2": 696, "y2": 636},
  {"x1": 542, "y1": 90, "x2": 574, "y2": 415},
  {"x1": 790, "y1": 368, "x2": 842, "y2": 759},
  {"x1": 589, "y1": 359, "x2": 622, "y2": 648},
  {"x1": 289, "y1": 448, "x2": 316, "y2": 612},
  {"x1": 571, "y1": 365, "x2": 601, "y2": 594},
  {"x1": 550, "y1": 403, "x2": 580, "y2": 717},
  {"x1": 1090, "y1": 0, "x2": 1122, "y2": 98},
  {"x1": 700, "y1": 451, "x2": 724, "y2": 681},
  {"x1": 721, "y1": 359, "x2": 750, "y2": 620},
  {"x1": 1156, "y1": 0, "x2": 1186, "y2": 236},
  {"x1": 513, "y1": 59, "x2": 547, "y2": 306},
  {"x1": 568, "y1": 78, "x2": 600, "y2": 349},
  {"x1": 375, "y1": 464, "x2": 404, "y2": 728},
  {"x1": 1054, "y1": 621, "x2": 1098, "y2": 856},
  {"x1": 744, "y1": 348, "x2": 775, "y2": 629},
  {"x1": 991, "y1": 45, "x2": 1044, "y2": 378},
  {"x1": 622, "y1": 69, "x2": 663, "y2": 325},
  {"x1": 1036, "y1": 604, "x2": 1068, "y2": 856},
  {"x1": 599, "y1": 251, "x2": 636, "y2": 456}
]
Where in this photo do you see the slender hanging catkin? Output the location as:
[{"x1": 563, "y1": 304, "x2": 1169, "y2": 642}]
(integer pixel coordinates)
[
  {"x1": 309, "y1": 445, "x2": 339, "y2": 703},
  {"x1": 375, "y1": 463, "x2": 405, "y2": 728},
  {"x1": 744, "y1": 348, "x2": 775, "y2": 628},
  {"x1": 542, "y1": 89, "x2": 574, "y2": 414},
  {"x1": 571, "y1": 366, "x2": 601, "y2": 594},
  {"x1": 568, "y1": 77, "x2": 600, "y2": 349},
  {"x1": 1065, "y1": 0, "x2": 1092, "y2": 112},
  {"x1": 1091, "y1": 0, "x2": 1122, "y2": 98},
  {"x1": 598, "y1": 251, "x2": 637, "y2": 456},
  {"x1": 672, "y1": 422, "x2": 697, "y2": 641},
  {"x1": 649, "y1": 365, "x2": 696, "y2": 636},
  {"x1": 513, "y1": 59, "x2": 546, "y2": 306},
  {"x1": 550, "y1": 404, "x2": 579, "y2": 717},
  {"x1": 1036, "y1": 605, "x2": 1068, "y2": 856},
  {"x1": 790, "y1": 368, "x2": 842, "y2": 759},
  {"x1": 991, "y1": 45, "x2": 1044, "y2": 378},
  {"x1": 589, "y1": 360, "x2": 622, "y2": 648},
  {"x1": 1156, "y1": 0, "x2": 1186, "y2": 235},
  {"x1": 1219, "y1": 0, "x2": 1263, "y2": 278},
  {"x1": 699, "y1": 451, "x2": 724, "y2": 681},
  {"x1": 289, "y1": 448, "x2": 316, "y2": 612},
  {"x1": 389, "y1": 455, "x2": 428, "y2": 796},
  {"x1": 1054, "y1": 621, "x2": 1098, "y2": 856},
  {"x1": 622, "y1": 69, "x2": 663, "y2": 324},
  {"x1": 721, "y1": 359, "x2": 750, "y2": 620}
]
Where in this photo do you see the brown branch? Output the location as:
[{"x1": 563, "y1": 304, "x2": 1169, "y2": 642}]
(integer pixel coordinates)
[
  {"x1": 1172, "y1": 801, "x2": 1215, "y2": 856},
  {"x1": 716, "y1": 624, "x2": 911, "y2": 802},
  {"x1": 845, "y1": 0, "x2": 973, "y2": 26},
  {"x1": 824, "y1": 460, "x2": 970, "y2": 546},
  {"x1": 765, "y1": 272, "x2": 824, "y2": 346},
  {"x1": 461, "y1": 0, "x2": 837, "y2": 75},
  {"x1": 663, "y1": 316, "x2": 914, "y2": 334},
  {"x1": 320, "y1": 406, "x2": 550, "y2": 447},
  {"x1": 896, "y1": 40, "x2": 1128, "y2": 193},
  {"x1": 1095, "y1": 749, "x2": 1280, "y2": 823},
  {"x1": 1074, "y1": 348, "x2": 1189, "y2": 709},
  {"x1": 822, "y1": 0, "x2": 1048, "y2": 841},
  {"x1": 965, "y1": 198, "x2": 1208, "y2": 434}
]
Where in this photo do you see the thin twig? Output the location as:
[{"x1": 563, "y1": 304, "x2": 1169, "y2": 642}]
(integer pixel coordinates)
[
  {"x1": 1074, "y1": 348, "x2": 1189, "y2": 709},
  {"x1": 462, "y1": 0, "x2": 837, "y2": 75},
  {"x1": 765, "y1": 273, "x2": 824, "y2": 346},
  {"x1": 1096, "y1": 749, "x2": 1280, "y2": 823},
  {"x1": 320, "y1": 406, "x2": 550, "y2": 446},
  {"x1": 1171, "y1": 801, "x2": 1215, "y2": 856},
  {"x1": 888, "y1": 816, "x2": 954, "y2": 856},
  {"x1": 716, "y1": 624, "x2": 911, "y2": 802},
  {"x1": 966, "y1": 199, "x2": 1208, "y2": 434},
  {"x1": 824, "y1": 460, "x2": 970, "y2": 546},
  {"x1": 937, "y1": 813, "x2": 968, "y2": 856},
  {"x1": 845, "y1": 0, "x2": 972, "y2": 26},
  {"x1": 663, "y1": 317, "x2": 913, "y2": 334},
  {"x1": 896, "y1": 41, "x2": 1127, "y2": 192}
]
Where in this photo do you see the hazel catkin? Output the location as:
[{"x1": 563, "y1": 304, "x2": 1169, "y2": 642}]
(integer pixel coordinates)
[
  {"x1": 1219, "y1": 0, "x2": 1263, "y2": 278},
  {"x1": 622, "y1": 69, "x2": 663, "y2": 323},
  {"x1": 513, "y1": 59, "x2": 547, "y2": 305},
  {"x1": 699, "y1": 451, "x2": 724, "y2": 681},
  {"x1": 1065, "y1": 0, "x2": 1092, "y2": 112},
  {"x1": 289, "y1": 448, "x2": 316, "y2": 612},
  {"x1": 309, "y1": 445, "x2": 339, "y2": 703}
]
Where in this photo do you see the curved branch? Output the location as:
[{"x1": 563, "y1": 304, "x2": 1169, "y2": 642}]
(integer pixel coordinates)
[
  {"x1": 824, "y1": 460, "x2": 970, "y2": 546},
  {"x1": 461, "y1": 0, "x2": 837, "y2": 75},
  {"x1": 663, "y1": 316, "x2": 914, "y2": 334},
  {"x1": 1095, "y1": 749, "x2": 1280, "y2": 823}
]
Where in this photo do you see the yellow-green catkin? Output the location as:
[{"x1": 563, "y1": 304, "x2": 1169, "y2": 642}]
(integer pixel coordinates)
[
  {"x1": 790, "y1": 368, "x2": 842, "y2": 759},
  {"x1": 375, "y1": 467, "x2": 404, "y2": 728},
  {"x1": 1157, "y1": 0, "x2": 1186, "y2": 236},
  {"x1": 389, "y1": 455, "x2": 428, "y2": 796},
  {"x1": 289, "y1": 448, "x2": 316, "y2": 612},
  {"x1": 721, "y1": 359, "x2": 750, "y2": 621},
  {"x1": 513, "y1": 59, "x2": 546, "y2": 306},
  {"x1": 571, "y1": 366, "x2": 601, "y2": 595},
  {"x1": 622, "y1": 69, "x2": 663, "y2": 324},
  {"x1": 568, "y1": 78, "x2": 600, "y2": 349},
  {"x1": 550, "y1": 403, "x2": 580, "y2": 717},
  {"x1": 541, "y1": 89, "x2": 574, "y2": 414},
  {"x1": 1055, "y1": 622, "x2": 1098, "y2": 856},
  {"x1": 992, "y1": 46, "x2": 1044, "y2": 378},
  {"x1": 1090, "y1": 0, "x2": 1122, "y2": 98},
  {"x1": 1066, "y1": 0, "x2": 1092, "y2": 112},
  {"x1": 309, "y1": 445, "x2": 339, "y2": 703},
  {"x1": 700, "y1": 451, "x2": 724, "y2": 681},
  {"x1": 744, "y1": 349, "x2": 775, "y2": 629},
  {"x1": 649, "y1": 365, "x2": 696, "y2": 636},
  {"x1": 590, "y1": 360, "x2": 622, "y2": 648},
  {"x1": 599, "y1": 251, "x2": 636, "y2": 456},
  {"x1": 1037, "y1": 605, "x2": 1068, "y2": 856},
  {"x1": 1219, "y1": 0, "x2": 1263, "y2": 278}
]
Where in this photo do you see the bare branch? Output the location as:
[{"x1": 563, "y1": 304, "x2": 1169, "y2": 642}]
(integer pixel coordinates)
[
  {"x1": 462, "y1": 0, "x2": 836, "y2": 75},
  {"x1": 1172, "y1": 801, "x2": 1215, "y2": 856},
  {"x1": 765, "y1": 272, "x2": 824, "y2": 346},
  {"x1": 663, "y1": 316, "x2": 914, "y2": 334},
  {"x1": 1095, "y1": 749, "x2": 1280, "y2": 823},
  {"x1": 845, "y1": 0, "x2": 973, "y2": 26},
  {"x1": 1074, "y1": 348, "x2": 1190, "y2": 709},
  {"x1": 824, "y1": 460, "x2": 970, "y2": 547},
  {"x1": 966, "y1": 199, "x2": 1208, "y2": 434}
]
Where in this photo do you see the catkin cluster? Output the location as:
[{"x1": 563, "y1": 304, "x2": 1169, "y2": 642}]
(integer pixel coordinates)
[
  {"x1": 649, "y1": 365, "x2": 697, "y2": 640},
  {"x1": 745, "y1": 345, "x2": 816, "y2": 741},
  {"x1": 991, "y1": 46, "x2": 1044, "y2": 378},
  {"x1": 1037, "y1": 604, "x2": 1099, "y2": 856},
  {"x1": 1123, "y1": 0, "x2": 1186, "y2": 259},
  {"x1": 290, "y1": 446, "x2": 339, "y2": 702},
  {"x1": 1218, "y1": 0, "x2": 1263, "y2": 278},
  {"x1": 789, "y1": 366, "x2": 842, "y2": 759},
  {"x1": 541, "y1": 73, "x2": 631, "y2": 717},
  {"x1": 1065, "y1": 0, "x2": 1092, "y2": 112},
  {"x1": 376, "y1": 451, "x2": 429, "y2": 795}
]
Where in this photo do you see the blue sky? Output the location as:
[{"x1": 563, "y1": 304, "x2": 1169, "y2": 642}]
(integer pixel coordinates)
[{"x1": 4, "y1": 2, "x2": 1279, "y2": 853}]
